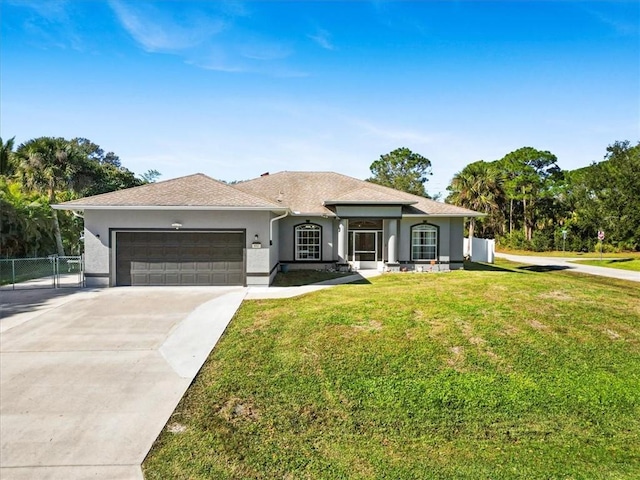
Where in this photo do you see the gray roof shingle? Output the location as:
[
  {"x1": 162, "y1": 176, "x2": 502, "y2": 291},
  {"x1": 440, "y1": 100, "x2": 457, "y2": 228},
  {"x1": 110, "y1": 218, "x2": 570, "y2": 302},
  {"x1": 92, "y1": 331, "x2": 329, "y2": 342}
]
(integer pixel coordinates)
[
  {"x1": 57, "y1": 173, "x2": 281, "y2": 209},
  {"x1": 56, "y1": 171, "x2": 480, "y2": 217},
  {"x1": 235, "y1": 171, "x2": 480, "y2": 216}
]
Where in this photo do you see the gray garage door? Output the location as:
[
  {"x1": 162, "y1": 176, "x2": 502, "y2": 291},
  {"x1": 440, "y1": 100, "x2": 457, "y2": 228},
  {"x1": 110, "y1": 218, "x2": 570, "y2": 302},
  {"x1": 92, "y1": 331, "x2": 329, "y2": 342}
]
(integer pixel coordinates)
[{"x1": 116, "y1": 231, "x2": 245, "y2": 286}]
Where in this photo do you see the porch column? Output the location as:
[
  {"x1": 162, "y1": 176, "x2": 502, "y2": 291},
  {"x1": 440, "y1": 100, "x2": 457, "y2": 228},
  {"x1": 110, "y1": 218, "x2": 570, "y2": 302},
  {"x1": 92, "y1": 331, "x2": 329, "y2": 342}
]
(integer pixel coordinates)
[
  {"x1": 337, "y1": 219, "x2": 348, "y2": 263},
  {"x1": 388, "y1": 219, "x2": 398, "y2": 264}
]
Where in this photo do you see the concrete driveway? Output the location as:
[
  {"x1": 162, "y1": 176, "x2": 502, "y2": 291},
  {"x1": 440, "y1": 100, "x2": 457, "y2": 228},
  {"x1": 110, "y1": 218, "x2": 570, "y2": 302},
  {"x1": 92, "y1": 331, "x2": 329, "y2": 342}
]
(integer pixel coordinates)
[{"x1": 0, "y1": 286, "x2": 246, "y2": 480}]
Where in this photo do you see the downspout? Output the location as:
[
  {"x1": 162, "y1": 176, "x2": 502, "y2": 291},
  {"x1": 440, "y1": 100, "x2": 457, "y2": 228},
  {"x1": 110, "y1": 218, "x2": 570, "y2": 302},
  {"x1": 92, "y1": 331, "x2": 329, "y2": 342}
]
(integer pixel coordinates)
[
  {"x1": 269, "y1": 211, "x2": 289, "y2": 245},
  {"x1": 72, "y1": 210, "x2": 84, "y2": 219}
]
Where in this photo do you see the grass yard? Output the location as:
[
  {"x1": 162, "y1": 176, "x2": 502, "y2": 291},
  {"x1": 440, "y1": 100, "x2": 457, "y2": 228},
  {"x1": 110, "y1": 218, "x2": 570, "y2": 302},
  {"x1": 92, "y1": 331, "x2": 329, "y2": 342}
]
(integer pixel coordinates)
[
  {"x1": 143, "y1": 264, "x2": 640, "y2": 480},
  {"x1": 571, "y1": 258, "x2": 640, "y2": 273},
  {"x1": 272, "y1": 269, "x2": 355, "y2": 286}
]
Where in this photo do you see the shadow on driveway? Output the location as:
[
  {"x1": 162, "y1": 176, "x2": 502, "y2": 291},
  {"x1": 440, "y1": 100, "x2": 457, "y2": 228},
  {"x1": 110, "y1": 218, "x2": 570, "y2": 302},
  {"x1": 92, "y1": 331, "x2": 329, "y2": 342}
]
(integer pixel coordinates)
[{"x1": 0, "y1": 288, "x2": 87, "y2": 321}]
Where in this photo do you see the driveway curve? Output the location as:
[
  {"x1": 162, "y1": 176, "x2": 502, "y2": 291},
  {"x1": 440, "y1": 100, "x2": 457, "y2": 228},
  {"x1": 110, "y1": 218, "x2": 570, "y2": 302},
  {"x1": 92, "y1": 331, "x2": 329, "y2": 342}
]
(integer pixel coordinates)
[
  {"x1": 0, "y1": 287, "x2": 246, "y2": 480},
  {"x1": 495, "y1": 252, "x2": 640, "y2": 283}
]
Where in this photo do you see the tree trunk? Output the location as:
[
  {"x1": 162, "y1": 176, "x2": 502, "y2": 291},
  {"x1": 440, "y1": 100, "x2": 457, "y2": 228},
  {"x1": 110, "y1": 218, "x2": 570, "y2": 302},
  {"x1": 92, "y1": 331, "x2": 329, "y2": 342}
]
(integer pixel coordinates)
[
  {"x1": 52, "y1": 209, "x2": 65, "y2": 256},
  {"x1": 509, "y1": 198, "x2": 513, "y2": 234},
  {"x1": 49, "y1": 188, "x2": 65, "y2": 256}
]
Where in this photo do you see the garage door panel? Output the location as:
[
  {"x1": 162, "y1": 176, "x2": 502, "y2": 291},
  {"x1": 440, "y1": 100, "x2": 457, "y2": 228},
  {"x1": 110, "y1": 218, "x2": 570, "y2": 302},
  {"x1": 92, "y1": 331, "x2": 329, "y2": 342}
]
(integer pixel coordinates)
[{"x1": 116, "y1": 231, "x2": 245, "y2": 286}]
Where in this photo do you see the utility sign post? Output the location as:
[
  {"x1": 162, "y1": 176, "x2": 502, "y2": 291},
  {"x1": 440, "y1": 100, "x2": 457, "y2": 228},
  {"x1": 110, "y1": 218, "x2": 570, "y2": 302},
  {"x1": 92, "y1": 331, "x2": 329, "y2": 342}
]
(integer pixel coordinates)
[{"x1": 598, "y1": 231, "x2": 605, "y2": 260}]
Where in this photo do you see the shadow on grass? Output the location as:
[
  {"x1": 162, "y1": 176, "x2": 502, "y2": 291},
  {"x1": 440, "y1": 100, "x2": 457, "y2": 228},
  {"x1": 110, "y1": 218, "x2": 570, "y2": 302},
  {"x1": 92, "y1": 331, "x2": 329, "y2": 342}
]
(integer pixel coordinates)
[
  {"x1": 273, "y1": 270, "x2": 370, "y2": 287},
  {"x1": 603, "y1": 258, "x2": 634, "y2": 264},
  {"x1": 464, "y1": 261, "x2": 522, "y2": 273},
  {"x1": 517, "y1": 265, "x2": 571, "y2": 273}
]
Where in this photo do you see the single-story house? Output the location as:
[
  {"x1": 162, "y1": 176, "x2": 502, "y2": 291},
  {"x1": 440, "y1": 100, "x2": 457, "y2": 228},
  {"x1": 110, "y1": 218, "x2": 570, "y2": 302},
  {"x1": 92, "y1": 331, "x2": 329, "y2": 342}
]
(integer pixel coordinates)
[{"x1": 55, "y1": 171, "x2": 481, "y2": 287}]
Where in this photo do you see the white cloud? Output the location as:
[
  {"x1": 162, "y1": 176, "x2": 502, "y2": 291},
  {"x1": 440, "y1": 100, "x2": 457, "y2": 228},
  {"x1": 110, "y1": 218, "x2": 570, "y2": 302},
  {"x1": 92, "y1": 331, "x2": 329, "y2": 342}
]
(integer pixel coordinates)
[
  {"x1": 349, "y1": 118, "x2": 436, "y2": 146},
  {"x1": 108, "y1": 1, "x2": 226, "y2": 52},
  {"x1": 108, "y1": 1, "x2": 303, "y2": 76},
  {"x1": 9, "y1": 0, "x2": 85, "y2": 51},
  {"x1": 308, "y1": 28, "x2": 335, "y2": 51}
]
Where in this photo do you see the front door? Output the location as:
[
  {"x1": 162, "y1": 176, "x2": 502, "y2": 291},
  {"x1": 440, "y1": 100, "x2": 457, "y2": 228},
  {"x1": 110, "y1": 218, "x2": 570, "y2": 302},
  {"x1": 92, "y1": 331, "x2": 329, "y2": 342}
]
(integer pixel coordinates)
[{"x1": 352, "y1": 231, "x2": 378, "y2": 269}]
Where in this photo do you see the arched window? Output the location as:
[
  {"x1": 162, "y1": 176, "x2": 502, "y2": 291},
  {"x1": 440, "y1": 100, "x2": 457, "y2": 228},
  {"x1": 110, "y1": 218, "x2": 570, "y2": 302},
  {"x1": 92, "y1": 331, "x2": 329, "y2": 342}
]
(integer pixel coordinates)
[
  {"x1": 295, "y1": 223, "x2": 322, "y2": 260},
  {"x1": 411, "y1": 224, "x2": 438, "y2": 261}
]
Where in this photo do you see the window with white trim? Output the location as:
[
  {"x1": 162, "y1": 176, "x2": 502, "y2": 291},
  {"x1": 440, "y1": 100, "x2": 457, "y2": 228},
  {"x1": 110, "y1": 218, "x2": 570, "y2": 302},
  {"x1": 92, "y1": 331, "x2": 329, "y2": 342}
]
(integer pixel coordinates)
[
  {"x1": 411, "y1": 224, "x2": 438, "y2": 260},
  {"x1": 295, "y1": 224, "x2": 321, "y2": 260}
]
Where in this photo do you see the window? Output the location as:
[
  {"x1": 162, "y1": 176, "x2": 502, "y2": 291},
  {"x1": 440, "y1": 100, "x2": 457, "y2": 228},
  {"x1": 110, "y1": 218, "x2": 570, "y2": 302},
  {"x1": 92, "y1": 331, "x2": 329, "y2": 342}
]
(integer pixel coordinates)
[
  {"x1": 295, "y1": 224, "x2": 321, "y2": 260},
  {"x1": 411, "y1": 224, "x2": 438, "y2": 261}
]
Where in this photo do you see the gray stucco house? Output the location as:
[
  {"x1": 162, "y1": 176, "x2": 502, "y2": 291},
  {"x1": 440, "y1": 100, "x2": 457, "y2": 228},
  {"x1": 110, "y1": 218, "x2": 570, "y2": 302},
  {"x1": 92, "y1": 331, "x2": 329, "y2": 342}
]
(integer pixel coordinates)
[{"x1": 55, "y1": 171, "x2": 481, "y2": 287}]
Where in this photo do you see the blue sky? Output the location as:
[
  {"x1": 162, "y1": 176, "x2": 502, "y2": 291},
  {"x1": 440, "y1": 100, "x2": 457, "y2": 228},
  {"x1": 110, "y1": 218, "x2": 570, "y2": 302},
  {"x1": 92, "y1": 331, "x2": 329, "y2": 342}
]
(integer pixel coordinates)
[{"x1": 2, "y1": 1, "x2": 638, "y2": 196}]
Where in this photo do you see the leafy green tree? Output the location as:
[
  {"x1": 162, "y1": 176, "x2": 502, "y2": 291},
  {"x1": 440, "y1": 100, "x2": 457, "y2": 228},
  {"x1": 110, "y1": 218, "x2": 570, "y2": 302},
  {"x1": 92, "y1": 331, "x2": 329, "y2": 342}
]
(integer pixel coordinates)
[
  {"x1": 368, "y1": 147, "x2": 432, "y2": 197},
  {"x1": 70, "y1": 137, "x2": 144, "y2": 195},
  {"x1": 0, "y1": 136, "x2": 16, "y2": 176},
  {"x1": 446, "y1": 161, "x2": 504, "y2": 238},
  {"x1": 141, "y1": 169, "x2": 161, "y2": 183},
  {"x1": 15, "y1": 137, "x2": 88, "y2": 256},
  {"x1": 0, "y1": 178, "x2": 54, "y2": 257},
  {"x1": 571, "y1": 141, "x2": 640, "y2": 250},
  {"x1": 497, "y1": 147, "x2": 560, "y2": 240}
]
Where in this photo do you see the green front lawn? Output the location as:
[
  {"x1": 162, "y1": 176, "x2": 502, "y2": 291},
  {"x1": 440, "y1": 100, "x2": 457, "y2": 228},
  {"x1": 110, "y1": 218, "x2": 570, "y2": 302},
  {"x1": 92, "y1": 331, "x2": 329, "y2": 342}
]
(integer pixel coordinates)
[
  {"x1": 144, "y1": 265, "x2": 640, "y2": 479},
  {"x1": 571, "y1": 258, "x2": 640, "y2": 272},
  {"x1": 272, "y1": 269, "x2": 354, "y2": 286}
]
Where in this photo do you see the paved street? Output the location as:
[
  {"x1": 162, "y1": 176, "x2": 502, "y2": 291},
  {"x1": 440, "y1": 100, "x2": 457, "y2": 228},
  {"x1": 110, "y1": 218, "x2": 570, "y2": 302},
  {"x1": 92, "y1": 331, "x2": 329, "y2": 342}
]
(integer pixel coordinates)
[{"x1": 495, "y1": 253, "x2": 640, "y2": 283}]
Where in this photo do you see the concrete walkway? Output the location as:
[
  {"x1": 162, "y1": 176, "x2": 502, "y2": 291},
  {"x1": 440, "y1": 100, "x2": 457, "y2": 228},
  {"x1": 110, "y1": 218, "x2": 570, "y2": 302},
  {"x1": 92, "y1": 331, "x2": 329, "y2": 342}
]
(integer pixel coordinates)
[
  {"x1": 495, "y1": 252, "x2": 640, "y2": 283},
  {"x1": 0, "y1": 272, "x2": 381, "y2": 480}
]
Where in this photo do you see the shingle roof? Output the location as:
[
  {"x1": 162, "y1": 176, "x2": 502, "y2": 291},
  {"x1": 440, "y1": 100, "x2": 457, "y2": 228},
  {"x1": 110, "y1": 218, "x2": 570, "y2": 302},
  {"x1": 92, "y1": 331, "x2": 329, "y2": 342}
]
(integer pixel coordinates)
[
  {"x1": 56, "y1": 171, "x2": 481, "y2": 216},
  {"x1": 234, "y1": 171, "x2": 481, "y2": 216},
  {"x1": 56, "y1": 173, "x2": 281, "y2": 209}
]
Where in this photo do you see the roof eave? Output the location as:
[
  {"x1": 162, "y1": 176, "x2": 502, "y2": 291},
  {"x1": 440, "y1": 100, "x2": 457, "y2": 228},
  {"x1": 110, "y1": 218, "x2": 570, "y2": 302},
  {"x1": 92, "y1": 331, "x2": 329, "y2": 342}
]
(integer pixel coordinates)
[
  {"x1": 52, "y1": 204, "x2": 287, "y2": 212},
  {"x1": 402, "y1": 212, "x2": 486, "y2": 217},
  {"x1": 323, "y1": 200, "x2": 417, "y2": 206}
]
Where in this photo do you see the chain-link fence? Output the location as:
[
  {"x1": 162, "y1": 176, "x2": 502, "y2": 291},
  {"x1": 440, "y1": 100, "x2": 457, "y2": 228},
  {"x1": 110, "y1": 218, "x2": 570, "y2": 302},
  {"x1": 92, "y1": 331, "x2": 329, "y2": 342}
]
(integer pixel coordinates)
[{"x1": 0, "y1": 256, "x2": 84, "y2": 290}]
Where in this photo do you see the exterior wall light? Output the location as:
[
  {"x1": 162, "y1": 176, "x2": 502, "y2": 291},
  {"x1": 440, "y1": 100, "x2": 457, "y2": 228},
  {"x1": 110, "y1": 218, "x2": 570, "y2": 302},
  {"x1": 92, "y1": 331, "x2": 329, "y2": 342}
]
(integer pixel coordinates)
[{"x1": 171, "y1": 222, "x2": 182, "y2": 230}]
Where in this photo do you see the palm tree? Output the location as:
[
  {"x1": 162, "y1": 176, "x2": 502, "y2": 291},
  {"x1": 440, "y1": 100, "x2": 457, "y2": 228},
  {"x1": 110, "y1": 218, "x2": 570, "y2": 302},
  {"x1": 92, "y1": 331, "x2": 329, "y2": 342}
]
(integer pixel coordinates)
[
  {"x1": 0, "y1": 136, "x2": 16, "y2": 176},
  {"x1": 0, "y1": 179, "x2": 53, "y2": 257},
  {"x1": 15, "y1": 137, "x2": 85, "y2": 256},
  {"x1": 447, "y1": 161, "x2": 504, "y2": 239}
]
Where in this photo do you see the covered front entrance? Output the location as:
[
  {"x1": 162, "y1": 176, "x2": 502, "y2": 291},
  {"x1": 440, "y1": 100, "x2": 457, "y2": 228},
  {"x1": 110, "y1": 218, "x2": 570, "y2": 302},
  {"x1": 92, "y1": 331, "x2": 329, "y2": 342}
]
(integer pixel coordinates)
[
  {"x1": 115, "y1": 231, "x2": 245, "y2": 286},
  {"x1": 348, "y1": 219, "x2": 383, "y2": 269}
]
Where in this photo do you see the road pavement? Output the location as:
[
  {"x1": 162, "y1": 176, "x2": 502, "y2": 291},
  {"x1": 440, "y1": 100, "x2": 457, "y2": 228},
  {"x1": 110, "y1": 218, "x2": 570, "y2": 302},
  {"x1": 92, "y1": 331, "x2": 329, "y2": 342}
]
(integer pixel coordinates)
[{"x1": 495, "y1": 253, "x2": 640, "y2": 283}]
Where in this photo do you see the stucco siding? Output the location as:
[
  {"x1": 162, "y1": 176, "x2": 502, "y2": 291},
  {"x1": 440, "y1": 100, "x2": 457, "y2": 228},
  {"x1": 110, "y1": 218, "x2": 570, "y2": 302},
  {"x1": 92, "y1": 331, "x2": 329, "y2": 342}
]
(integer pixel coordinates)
[
  {"x1": 84, "y1": 209, "x2": 273, "y2": 286},
  {"x1": 278, "y1": 216, "x2": 336, "y2": 262},
  {"x1": 449, "y1": 217, "x2": 465, "y2": 269},
  {"x1": 398, "y1": 217, "x2": 451, "y2": 262}
]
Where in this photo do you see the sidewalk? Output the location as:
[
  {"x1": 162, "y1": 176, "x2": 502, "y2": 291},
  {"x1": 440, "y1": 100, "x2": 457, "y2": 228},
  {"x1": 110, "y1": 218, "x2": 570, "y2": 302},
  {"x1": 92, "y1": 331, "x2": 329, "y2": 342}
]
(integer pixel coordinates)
[{"x1": 495, "y1": 253, "x2": 640, "y2": 283}]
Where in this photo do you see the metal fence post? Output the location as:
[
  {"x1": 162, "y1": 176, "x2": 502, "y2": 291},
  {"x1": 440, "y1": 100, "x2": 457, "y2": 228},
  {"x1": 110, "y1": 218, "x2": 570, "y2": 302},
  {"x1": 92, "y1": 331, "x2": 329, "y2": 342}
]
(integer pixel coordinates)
[{"x1": 12, "y1": 259, "x2": 16, "y2": 290}]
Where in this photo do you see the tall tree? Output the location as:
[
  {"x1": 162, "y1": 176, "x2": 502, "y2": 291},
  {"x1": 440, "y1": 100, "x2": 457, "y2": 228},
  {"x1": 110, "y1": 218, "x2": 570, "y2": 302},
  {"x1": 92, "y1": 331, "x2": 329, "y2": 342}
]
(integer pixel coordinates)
[
  {"x1": 446, "y1": 161, "x2": 504, "y2": 238},
  {"x1": 497, "y1": 147, "x2": 560, "y2": 241},
  {"x1": 70, "y1": 137, "x2": 143, "y2": 195},
  {"x1": 367, "y1": 147, "x2": 432, "y2": 197},
  {"x1": 15, "y1": 137, "x2": 87, "y2": 256},
  {"x1": 571, "y1": 141, "x2": 640, "y2": 250},
  {"x1": 0, "y1": 136, "x2": 16, "y2": 176}
]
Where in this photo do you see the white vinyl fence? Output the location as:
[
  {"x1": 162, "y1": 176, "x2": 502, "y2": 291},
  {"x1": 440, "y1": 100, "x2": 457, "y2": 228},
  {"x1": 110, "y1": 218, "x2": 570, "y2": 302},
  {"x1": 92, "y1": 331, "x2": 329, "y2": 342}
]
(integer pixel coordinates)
[{"x1": 463, "y1": 237, "x2": 495, "y2": 263}]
